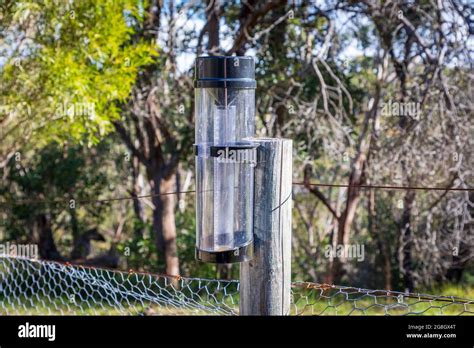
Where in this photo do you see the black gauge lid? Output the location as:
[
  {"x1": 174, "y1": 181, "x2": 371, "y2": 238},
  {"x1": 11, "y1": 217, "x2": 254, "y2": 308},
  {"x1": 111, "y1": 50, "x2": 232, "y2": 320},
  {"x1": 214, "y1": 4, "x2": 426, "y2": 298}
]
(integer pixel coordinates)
[{"x1": 194, "y1": 56, "x2": 256, "y2": 88}]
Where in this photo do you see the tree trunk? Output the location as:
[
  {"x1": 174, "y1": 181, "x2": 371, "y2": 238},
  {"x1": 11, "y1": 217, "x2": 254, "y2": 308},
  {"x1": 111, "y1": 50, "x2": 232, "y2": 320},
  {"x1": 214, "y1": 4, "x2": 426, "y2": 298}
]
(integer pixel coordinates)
[
  {"x1": 331, "y1": 194, "x2": 360, "y2": 283},
  {"x1": 400, "y1": 189, "x2": 416, "y2": 292},
  {"x1": 69, "y1": 208, "x2": 80, "y2": 258},
  {"x1": 150, "y1": 172, "x2": 179, "y2": 276},
  {"x1": 35, "y1": 213, "x2": 62, "y2": 261},
  {"x1": 206, "y1": 0, "x2": 220, "y2": 53},
  {"x1": 131, "y1": 155, "x2": 145, "y2": 238},
  {"x1": 330, "y1": 155, "x2": 366, "y2": 283},
  {"x1": 368, "y1": 189, "x2": 392, "y2": 290},
  {"x1": 216, "y1": 264, "x2": 233, "y2": 279},
  {"x1": 268, "y1": 4, "x2": 288, "y2": 136}
]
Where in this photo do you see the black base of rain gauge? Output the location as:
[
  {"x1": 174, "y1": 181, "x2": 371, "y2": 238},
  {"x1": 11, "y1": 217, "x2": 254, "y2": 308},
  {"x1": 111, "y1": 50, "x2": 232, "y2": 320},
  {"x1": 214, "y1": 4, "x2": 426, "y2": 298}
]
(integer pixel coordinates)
[{"x1": 195, "y1": 241, "x2": 254, "y2": 264}]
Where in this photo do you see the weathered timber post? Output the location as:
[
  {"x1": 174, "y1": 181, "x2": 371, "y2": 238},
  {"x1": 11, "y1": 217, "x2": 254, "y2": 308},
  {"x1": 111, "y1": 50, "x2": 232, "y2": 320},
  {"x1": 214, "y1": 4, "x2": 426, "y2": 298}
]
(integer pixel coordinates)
[{"x1": 240, "y1": 138, "x2": 292, "y2": 315}]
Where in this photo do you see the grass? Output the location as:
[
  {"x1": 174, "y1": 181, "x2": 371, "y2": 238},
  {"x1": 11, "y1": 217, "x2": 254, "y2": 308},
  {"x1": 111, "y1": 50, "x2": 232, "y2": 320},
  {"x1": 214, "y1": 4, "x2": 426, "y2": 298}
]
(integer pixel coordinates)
[
  {"x1": 427, "y1": 284, "x2": 474, "y2": 299},
  {"x1": 1, "y1": 283, "x2": 472, "y2": 316},
  {"x1": 290, "y1": 284, "x2": 474, "y2": 316}
]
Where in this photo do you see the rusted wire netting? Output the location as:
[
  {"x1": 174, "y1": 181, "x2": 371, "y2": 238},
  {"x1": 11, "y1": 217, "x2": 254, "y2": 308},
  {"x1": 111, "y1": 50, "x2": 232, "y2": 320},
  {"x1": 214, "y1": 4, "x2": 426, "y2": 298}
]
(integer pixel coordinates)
[{"x1": 1, "y1": 256, "x2": 472, "y2": 315}]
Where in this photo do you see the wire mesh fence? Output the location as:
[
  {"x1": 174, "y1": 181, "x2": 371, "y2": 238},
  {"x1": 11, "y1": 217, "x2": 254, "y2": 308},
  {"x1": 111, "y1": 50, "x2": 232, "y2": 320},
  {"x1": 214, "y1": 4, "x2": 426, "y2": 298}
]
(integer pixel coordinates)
[{"x1": 1, "y1": 256, "x2": 473, "y2": 316}]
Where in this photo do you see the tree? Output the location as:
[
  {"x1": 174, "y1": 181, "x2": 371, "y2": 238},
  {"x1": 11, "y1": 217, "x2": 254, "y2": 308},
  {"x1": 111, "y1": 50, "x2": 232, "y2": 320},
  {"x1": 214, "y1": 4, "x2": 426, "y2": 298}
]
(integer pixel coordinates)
[
  {"x1": 0, "y1": 141, "x2": 114, "y2": 262},
  {"x1": 1, "y1": 0, "x2": 157, "y2": 263}
]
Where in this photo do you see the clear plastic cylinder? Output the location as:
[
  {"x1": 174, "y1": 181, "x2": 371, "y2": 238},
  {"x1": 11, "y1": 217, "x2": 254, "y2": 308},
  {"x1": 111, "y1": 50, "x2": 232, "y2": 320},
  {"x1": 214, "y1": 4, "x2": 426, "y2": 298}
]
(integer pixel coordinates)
[{"x1": 194, "y1": 56, "x2": 256, "y2": 263}]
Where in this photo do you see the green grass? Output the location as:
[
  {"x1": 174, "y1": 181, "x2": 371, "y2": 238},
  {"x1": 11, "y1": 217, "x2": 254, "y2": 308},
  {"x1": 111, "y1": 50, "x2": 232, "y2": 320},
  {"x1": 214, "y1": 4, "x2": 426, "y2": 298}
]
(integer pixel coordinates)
[
  {"x1": 1, "y1": 284, "x2": 472, "y2": 316},
  {"x1": 290, "y1": 284, "x2": 474, "y2": 316},
  {"x1": 426, "y1": 284, "x2": 474, "y2": 299}
]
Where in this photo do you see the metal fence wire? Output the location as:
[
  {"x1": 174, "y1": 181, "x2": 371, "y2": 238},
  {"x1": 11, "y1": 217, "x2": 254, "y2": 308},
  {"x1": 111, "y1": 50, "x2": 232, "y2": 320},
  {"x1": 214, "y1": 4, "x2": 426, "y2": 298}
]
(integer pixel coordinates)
[{"x1": 0, "y1": 256, "x2": 473, "y2": 316}]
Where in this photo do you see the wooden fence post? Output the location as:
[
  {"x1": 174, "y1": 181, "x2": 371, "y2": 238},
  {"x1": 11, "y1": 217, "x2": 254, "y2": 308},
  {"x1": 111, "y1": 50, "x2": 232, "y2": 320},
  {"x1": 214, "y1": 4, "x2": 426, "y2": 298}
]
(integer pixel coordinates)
[{"x1": 240, "y1": 138, "x2": 292, "y2": 315}]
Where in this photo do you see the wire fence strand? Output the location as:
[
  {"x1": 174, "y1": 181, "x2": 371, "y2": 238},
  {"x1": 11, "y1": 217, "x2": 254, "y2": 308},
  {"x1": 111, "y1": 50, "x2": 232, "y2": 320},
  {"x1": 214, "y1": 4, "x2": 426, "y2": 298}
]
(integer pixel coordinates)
[{"x1": 0, "y1": 181, "x2": 471, "y2": 209}]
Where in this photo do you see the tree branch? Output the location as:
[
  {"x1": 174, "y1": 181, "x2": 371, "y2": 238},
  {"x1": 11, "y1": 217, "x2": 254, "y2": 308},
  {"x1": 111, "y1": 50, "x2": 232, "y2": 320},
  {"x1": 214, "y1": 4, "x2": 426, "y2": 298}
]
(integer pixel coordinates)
[
  {"x1": 304, "y1": 164, "x2": 339, "y2": 220},
  {"x1": 113, "y1": 121, "x2": 147, "y2": 165},
  {"x1": 226, "y1": 0, "x2": 287, "y2": 55}
]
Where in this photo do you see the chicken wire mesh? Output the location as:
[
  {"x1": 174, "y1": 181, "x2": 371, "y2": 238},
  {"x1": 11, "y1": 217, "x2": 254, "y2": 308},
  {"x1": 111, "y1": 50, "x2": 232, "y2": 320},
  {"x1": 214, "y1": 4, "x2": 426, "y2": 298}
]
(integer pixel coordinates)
[{"x1": 0, "y1": 256, "x2": 473, "y2": 316}]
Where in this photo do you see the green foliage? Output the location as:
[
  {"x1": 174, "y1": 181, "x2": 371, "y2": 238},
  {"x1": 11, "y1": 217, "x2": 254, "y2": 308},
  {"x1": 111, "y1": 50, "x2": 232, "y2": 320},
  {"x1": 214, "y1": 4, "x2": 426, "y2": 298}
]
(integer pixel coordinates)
[
  {"x1": 1, "y1": 0, "x2": 158, "y2": 147},
  {"x1": 0, "y1": 139, "x2": 117, "y2": 248},
  {"x1": 117, "y1": 227, "x2": 159, "y2": 272},
  {"x1": 175, "y1": 199, "x2": 215, "y2": 278}
]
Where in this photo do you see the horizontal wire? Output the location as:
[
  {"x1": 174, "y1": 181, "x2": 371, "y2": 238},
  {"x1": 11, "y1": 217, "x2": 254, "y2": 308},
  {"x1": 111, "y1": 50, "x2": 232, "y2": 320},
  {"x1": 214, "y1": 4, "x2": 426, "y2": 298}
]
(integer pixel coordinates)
[
  {"x1": 0, "y1": 190, "x2": 197, "y2": 208},
  {"x1": 0, "y1": 182, "x2": 471, "y2": 208},
  {"x1": 294, "y1": 182, "x2": 473, "y2": 192}
]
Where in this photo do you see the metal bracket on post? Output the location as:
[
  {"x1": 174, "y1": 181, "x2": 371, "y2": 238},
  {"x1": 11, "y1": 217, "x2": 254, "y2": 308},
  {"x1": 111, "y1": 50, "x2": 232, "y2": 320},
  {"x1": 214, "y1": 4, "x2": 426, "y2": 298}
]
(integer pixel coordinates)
[{"x1": 239, "y1": 138, "x2": 292, "y2": 315}]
